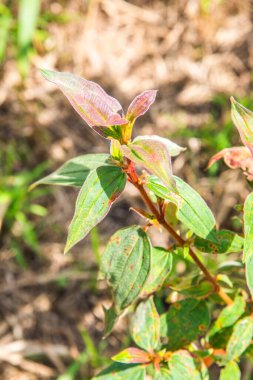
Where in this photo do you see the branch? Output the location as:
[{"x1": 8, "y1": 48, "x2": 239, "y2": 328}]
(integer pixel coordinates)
[{"x1": 127, "y1": 166, "x2": 233, "y2": 306}]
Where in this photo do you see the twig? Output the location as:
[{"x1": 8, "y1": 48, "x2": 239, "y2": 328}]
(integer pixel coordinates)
[{"x1": 127, "y1": 164, "x2": 233, "y2": 305}]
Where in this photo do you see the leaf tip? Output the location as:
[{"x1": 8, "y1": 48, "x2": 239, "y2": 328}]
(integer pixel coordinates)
[
  {"x1": 28, "y1": 182, "x2": 36, "y2": 192},
  {"x1": 63, "y1": 242, "x2": 71, "y2": 255},
  {"x1": 230, "y1": 96, "x2": 236, "y2": 105},
  {"x1": 39, "y1": 68, "x2": 55, "y2": 82}
]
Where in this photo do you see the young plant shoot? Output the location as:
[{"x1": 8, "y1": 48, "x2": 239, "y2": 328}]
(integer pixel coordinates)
[{"x1": 32, "y1": 69, "x2": 253, "y2": 379}]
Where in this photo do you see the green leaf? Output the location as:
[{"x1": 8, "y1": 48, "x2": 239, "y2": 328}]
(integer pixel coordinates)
[
  {"x1": 231, "y1": 97, "x2": 253, "y2": 156},
  {"x1": 30, "y1": 154, "x2": 111, "y2": 189},
  {"x1": 92, "y1": 363, "x2": 146, "y2": 380},
  {"x1": 208, "y1": 295, "x2": 246, "y2": 338},
  {"x1": 173, "y1": 281, "x2": 213, "y2": 298},
  {"x1": 65, "y1": 166, "x2": 126, "y2": 253},
  {"x1": 131, "y1": 297, "x2": 160, "y2": 352},
  {"x1": 154, "y1": 368, "x2": 173, "y2": 380},
  {"x1": 226, "y1": 316, "x2": 253, "y2": 362},
  {"x1": 141, "y1": 247, "x2": 173, "y2": 296},
  {"x1": 219, "y1": 361, "x2": 240, "y2": 380},
  {"x1": 243, "y1": 192, "x2": 253, "y2": 262},
  {"x1": 0, "y1": 5, "x2": 12, "y2": 62},
  {"x1": 147, "y1": 176, "x2": 216, "y2": 239},
  {"x1": 160, "y1": 299, "x2": 210, "y2": 350},
  {"x1": 208, "y1": 327, "x2": 233, "y2": 349},
  {"x1": 112, "y1": 348, "x2": 151, "y2": 364},
  {"x1": 18, "y1": 0, "x2": 40, "y2": 48},
  {"x1": 103, "y1": 305, "x2": 118, "y2": 338},
  {"x1": 101, "y1": 226, "x2": 151, "y2": 314},
  {"x1": 18, "y1": 0, "x2": 41, "y2": 76},
  {"x1": 194, "y1": 230, "x2": 244, "y2": 254},
  {"x1": 246, "y1": 254, "x2": 253, "y2": 298},
  {"x1": 169, "y1": 350, "x2": 208, "y2": 380}
]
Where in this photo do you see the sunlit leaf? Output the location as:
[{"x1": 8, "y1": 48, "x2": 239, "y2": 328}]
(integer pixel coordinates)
[
  {"x1": 41, "y1": 69, "x2": 128, "y2": 138},
  {"x1": 147, "y1": 176, "x2": 216, "y2": 239},
  {"x1": 126, "y1": 90, "x2": 157, "y2": 123},
  {"x1": 226, "y1": 316, "x2": 253, "y2": 362},
  {"x1": 112, "y1": 348, "x2": 151, "y2": 364},
  {"x1": 65, "y1": 166, "x2": 126, "y2": 253},
  {"x1": 231, "y1": 97, "x2": 253, "y2": 156},
  {"x1": 131, "y1": 297, "x2": 160, "y2": 352},
  {"x1": 154, "y1": 368, "x2": 173, "y2": 380},
  {"x1": 246, "y1": 254, "x2": 253, "y2": 299},
  {"x1": 30, "y1": 154, "x2": 111, "y2": 189},
  {"x1": 208, "y1": 295, "x2": 246, "y2": 339},
  {"x1": 169, "y1": 350, "x2": 208, "y2": 380},
  {"x1": 194, "y1": 230, "x2": 244, "y2": 254},
  {"x1": 132, "y1": 135, "x2": 185, "y2": 157},
  {"x1": 0, "y1": 5, "x2": 12, "y2": 62},
  {"x1": 101, "y1": 226, "x2": 151, "y2": 314},
  {"x1": 219, "y1": 361, "x2": 240, "y2": 380},
  {"x1": 92, "y1": 363, "x2": 146, "y2": 380},
  {"x1": 122, "y1": 137, "x2": 177, "y2": 189},
  {"x1": 110, "y1": 140, "x2": 124, "y2": 162},
  {"x1": 160, "y1": 299, "x2": 210, "y2": 350},
  {"x1": 243, "y1": 192, "x2": 253, "y2": 262},
  {"x1": 18, "y1": 0, "x2": 41, "y2": 76},
  {"x1": 208, "y1": 146, "x2": 253, "y2": 181},
  {"x1": 141, "y1": 247, "x2": 173, "y2": 296}
]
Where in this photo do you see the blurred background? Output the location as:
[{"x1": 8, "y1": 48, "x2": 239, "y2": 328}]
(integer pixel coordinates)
[{"x1": 1, "y1": 0, "x2": 253, "y2": 379}]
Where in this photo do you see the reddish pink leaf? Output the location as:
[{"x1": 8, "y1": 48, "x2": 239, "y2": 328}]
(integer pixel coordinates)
[
  {"x1": 126, "y1": 90, "x2": 157, "y2": 122},
  {"x1": 231, "y1": 97, "x2": 253, "y2": 157},
  {"x1": 122, "y1": 136, "x2": 177, "y2": 189},
  {"x1": 112, "y1": 347, "x2": 152, "y2": 364},
  {"x1": 40, "y1": 69, "x2": 128, "y2": 137},
  {"x1": 208, "y1": 146, "x2": 253, "y2": 181}
]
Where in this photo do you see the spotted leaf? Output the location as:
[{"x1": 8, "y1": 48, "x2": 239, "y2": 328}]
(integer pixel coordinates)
[
  {"x1": 168, "y1": 350, "x2": 208, "y2": 380},
  {"x1": 160, "y1": 299, "x2": 210, "y2": 350},
  {"x1": 226, "y1": 316, "x2": 253, "y2": 362},
  {"x1": 194, "y1": 230, "x2": 244, "y2": 254},
  {"x1": 101, "y1": 226, "x2": 151, "y2": 314},
  {"x1": 131, "y1": 297, "x2": 160, "y2": 352}
]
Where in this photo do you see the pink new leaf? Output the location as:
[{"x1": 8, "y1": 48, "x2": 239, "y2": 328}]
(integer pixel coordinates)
[
  {"x1": 231, "y1": 97, "x2": 253, "y2": 157},
  {"x1": 122, "y1": 136, "x2": 182, "y2": 189},
  {"x1": 126, "y1": 90, "x2": 157, "y2": 122},
  {"x1": 40, "y1": 69, "x2": 128, "y2": 138},
  {"x1": 112, "y1": 347, "x2": 152, "y2": 364},
  {"x1": 208, "y1": 146, "x2": 253, "y2": 181}
]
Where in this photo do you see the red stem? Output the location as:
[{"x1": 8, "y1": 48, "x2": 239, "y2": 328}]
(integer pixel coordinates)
[{"x1": 127, "y1": 165, "x2": 233, "y2": 306}]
